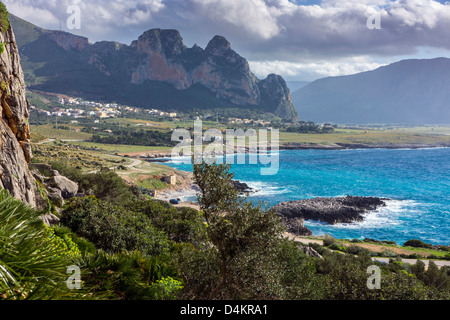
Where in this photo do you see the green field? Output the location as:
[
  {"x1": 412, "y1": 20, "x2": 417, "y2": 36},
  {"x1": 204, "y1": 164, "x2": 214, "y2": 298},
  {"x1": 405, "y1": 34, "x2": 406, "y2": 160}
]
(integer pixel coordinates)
[
  {"x1": 31, "y1": 124, "x2": 93, "y2": 141},
  {"x1": 31, "y1": 121, "x2": 450, "y2": 154},
  {"x1": 279, "y1": 127, "x2": 450, "y2": 146}
]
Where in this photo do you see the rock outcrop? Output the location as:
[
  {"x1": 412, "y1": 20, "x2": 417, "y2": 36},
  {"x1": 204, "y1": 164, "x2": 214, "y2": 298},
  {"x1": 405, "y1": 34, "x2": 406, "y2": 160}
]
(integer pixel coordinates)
[
  {"x1": 0, "y1": 14, "x2": 37, "y2": 207},
  {"x1": 231, "y1": 180, "x2": 255, "y2": 195},
  {"x1": 30, "y1": 163, "x2": 80, "y2": 202},
  {"x1": 274, "y1": 195, "x2": 386, "y2": 225},
  {"x1": 10, "y1": 14, "x2": 299, "y2": 122}
]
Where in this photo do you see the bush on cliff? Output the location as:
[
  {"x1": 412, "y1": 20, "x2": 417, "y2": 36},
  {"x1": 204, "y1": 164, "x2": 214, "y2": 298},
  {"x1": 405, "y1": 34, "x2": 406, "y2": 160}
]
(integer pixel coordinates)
[
  {"x1": 0, "y1": 2, "x2": 9, "y2": 32},
  {"x1": 403, "y1": 239, "x2": 433, "y2": 249},
  {"x1": 60, "y1": 196, "x2": 170, "y2": 257}
]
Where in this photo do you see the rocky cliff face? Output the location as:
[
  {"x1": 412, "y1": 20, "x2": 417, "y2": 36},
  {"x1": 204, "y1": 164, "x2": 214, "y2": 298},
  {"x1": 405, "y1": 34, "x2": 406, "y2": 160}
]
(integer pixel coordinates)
[
  {"x1": 96, "y1": 29, "x2": 297, "y2": 120},
  {"x1": 0, "y1": 18, "x2": 37, "y2": 206},
  {"x1": 10, "y1": 14, "x2": 299, "y2": 122}
]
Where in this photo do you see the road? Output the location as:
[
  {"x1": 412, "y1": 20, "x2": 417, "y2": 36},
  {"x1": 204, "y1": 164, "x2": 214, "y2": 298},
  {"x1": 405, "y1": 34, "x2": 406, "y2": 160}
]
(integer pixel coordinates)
[{"x1": 285, "y1": 234, "x2": 450, "y2": 268}]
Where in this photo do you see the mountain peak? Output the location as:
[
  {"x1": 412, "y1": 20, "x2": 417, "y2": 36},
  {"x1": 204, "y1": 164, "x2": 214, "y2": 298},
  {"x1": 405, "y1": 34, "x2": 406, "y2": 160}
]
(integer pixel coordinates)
[
  {"x1": 133, "y1": 28, "x2": 186, "y2": 56},
  {"x1": 205, "y1": 35, "x2": 231, "y2": 53},
  {"x1": 10, "y1": 16, "x2": 299, "y2": 122}
]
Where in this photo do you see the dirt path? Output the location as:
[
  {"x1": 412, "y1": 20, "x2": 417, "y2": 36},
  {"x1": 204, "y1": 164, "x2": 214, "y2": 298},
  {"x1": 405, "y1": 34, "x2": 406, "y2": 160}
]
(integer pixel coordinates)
[
  {"x1": 284, "y1": 234, "x2": 450, "y2": 268},
  {"x1": 283, "y1": 233, "x2": 324, "y2": 245},
  {"x1": 341, "y1": 242, "x2": 430, "y2": 257},
  {"x1": 373, "y1": 258, "x2": 450, "y2": 268}
]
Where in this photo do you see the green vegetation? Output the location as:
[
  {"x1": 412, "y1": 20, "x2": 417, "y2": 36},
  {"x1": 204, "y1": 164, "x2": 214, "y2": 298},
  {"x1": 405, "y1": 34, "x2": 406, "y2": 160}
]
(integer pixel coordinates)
[
  {"x1": 2, "y1": 161, "x2": 450, "y2": 301},
  {"x1": 403, "y1": 239, "x2": 433, "y2": 249},
  {"x1": 60, "y1": 197, "x2": 170, "y2": 256},
  {"x1": 0, "y1": 189, "x2": 87, "y2": 299},
  {"x1": 286, "y1": 121, "x2": 334, "y2": 134},
  {"x1": 0, "y1": 2, "x2": 9, "y2": 33},
  {"x1": 91, "y1": 129, "x2": 176, "y2": 147}
]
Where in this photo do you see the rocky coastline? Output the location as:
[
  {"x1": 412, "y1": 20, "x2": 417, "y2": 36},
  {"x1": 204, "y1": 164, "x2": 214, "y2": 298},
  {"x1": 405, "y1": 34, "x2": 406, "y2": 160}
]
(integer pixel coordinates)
[
  {"x1": 273, "y1": 195, "x2": 387, "y2": 236},
  {"x1": 280, "y1": 142, "x2": 450, "y2": 151}
]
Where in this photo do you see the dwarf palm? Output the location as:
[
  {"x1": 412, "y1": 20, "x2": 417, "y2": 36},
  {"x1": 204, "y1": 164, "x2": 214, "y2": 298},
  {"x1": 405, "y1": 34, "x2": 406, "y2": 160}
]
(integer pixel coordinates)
[{"x1": 0, "y1": 189, "x2": 86, "y2": 299}]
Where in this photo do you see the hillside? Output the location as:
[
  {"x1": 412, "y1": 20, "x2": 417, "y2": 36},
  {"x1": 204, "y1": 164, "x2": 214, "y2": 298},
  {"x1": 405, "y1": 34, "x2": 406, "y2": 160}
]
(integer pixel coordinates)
[
  {"x1": 10, "y1": 14, "x2": 298, "y2": 122},
  {"x1": 0, "y1": 9, "x2": 37, "y2": 206},
  {"x1": 292, "y1": 58, "x2": 450, "y2": 124}
]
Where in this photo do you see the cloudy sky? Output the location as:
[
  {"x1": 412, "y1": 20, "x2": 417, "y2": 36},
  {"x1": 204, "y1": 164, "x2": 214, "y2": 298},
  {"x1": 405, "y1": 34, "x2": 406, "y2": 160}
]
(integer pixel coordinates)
[{"x1": 4, "y1": 0, "x2": 450, "y2": 83}]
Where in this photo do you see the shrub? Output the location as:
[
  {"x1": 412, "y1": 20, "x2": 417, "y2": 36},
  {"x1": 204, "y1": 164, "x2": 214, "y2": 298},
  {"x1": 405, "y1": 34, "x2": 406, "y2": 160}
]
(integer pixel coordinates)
[
  {"x1": 0, "y1": 189, "x2": 88, "y2": 299},
  {"x1": 0, "y1": 2, "x2": 9, "y2": 32},
  {"x1": 80, "y1": 250, "x2": 181, "y2": 300},
  {"x1": 60, "y1": 197, "x2": 170, "y2": 257},
  {"x1": 129, "y1": 199, "x2": 206, "y2": 244},
  {"x1": 150, "y1": 277, "x2": 184, "y2": 300},
  {"x1": 380, "y1": 250, "x2": 398, "y2": 258},
  {"x1": 328, "y1": 243, "x2": 347, "y2": 252},
  {"x1": 346, "y1": 244, "x2": 370, "y2": 255},
  {"x1": 403, "y1": 239, "x2": 432, "y2": 249},
  {"x1": 323, "y1": 235, "x2": 336, "y2": 247},
  {"x1": 52, "y1": 225, "x2": 97, "y2": 254},
  {"x1": 49, "y1": 163, "x2": 137, "y2": 205},
  {"x1": 45, "y1": 226, "x2": 82, "y2": 260}
]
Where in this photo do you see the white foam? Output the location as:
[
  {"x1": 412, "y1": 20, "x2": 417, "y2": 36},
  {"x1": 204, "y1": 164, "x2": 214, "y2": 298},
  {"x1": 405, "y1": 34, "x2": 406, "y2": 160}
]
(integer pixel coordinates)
[
  {"x1": 244, "y1": 181, "x2": 291, "y2": 197},
  {"x1": 306, "y1": 199, "x2": 421, "y2": 230}
]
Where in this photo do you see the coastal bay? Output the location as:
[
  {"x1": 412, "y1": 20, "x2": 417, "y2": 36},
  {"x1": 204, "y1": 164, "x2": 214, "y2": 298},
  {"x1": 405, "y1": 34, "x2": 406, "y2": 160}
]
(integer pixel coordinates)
[{"x1": 158, "y1": 147, "x2": 450, "y2": 246}]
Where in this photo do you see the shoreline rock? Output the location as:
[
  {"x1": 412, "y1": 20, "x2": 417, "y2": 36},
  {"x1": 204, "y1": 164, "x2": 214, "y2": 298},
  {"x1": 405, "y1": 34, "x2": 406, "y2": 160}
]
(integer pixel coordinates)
[
  {"x1": 273, "y1": 195, "x2": 387, "y2": 235},
  {"x1": 280, "y1": 143, "x2": 450, "y2": 151}
]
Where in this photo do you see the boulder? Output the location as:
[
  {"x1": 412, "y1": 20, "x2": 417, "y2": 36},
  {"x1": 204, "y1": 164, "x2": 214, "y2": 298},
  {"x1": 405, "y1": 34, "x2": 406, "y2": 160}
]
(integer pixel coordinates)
[
  {"x1": 51, "y1": 175, "x2": 79, "y2": 199},
  {"x1": 39, "y1": 213, "x2": 60, "y2": 226},
  {"x1": 47, "y1": 187, "x2": 64, "y2": 206},
  {"x1": 301, "y1": 246, "x2": 323, "y2": 259}
]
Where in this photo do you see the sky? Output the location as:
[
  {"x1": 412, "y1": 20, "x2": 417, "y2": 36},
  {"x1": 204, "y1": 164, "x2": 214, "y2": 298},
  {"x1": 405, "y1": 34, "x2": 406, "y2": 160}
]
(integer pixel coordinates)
[{"x1": 4, "y1": 0, "x2": 450, "y2": 83}]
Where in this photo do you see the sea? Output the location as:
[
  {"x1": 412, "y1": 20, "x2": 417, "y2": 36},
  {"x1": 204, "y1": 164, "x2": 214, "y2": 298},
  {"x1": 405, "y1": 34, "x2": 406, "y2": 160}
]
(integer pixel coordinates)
[{"x1": 160, "y1": 148, "x2": 449, "y2": 246}]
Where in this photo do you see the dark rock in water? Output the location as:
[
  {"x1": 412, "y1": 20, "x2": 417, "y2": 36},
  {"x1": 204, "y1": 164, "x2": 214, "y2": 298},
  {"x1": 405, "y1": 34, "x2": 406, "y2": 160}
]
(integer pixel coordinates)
[
  {"x1": 273, "y1": 195, "x2": 386, "y2": 225},
  {"x1": 281, "y1": 217, "x2": 312, "y2": 236},
  {"x1": 231, "y1": 180, "x2": 255, "y2": 194}
]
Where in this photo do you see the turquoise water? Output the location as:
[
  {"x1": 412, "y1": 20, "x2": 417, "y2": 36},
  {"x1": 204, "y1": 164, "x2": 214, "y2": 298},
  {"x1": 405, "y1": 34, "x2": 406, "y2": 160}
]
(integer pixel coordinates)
[{"x1": 162, "y1": 148, "x2": 449, "y2": 245}]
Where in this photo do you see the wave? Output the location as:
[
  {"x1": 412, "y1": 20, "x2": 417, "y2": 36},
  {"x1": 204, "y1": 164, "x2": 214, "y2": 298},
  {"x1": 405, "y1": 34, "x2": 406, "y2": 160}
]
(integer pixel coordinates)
[
  {"x1": 245, "y1": 181, "x2": 291, "y2": 197},
  {"x1": 305, "y1": 199, "x2": 421, "y2": 231}
]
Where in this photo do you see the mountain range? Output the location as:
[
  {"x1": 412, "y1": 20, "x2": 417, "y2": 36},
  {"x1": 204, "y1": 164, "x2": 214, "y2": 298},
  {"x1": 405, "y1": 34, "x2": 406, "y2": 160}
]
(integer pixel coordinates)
[
  {"x1": 292, "y1": 58, "x2": 450, "y2": 124},
  {"x1": 10, "y1": 14, "x2": 299, "y2": 122}
]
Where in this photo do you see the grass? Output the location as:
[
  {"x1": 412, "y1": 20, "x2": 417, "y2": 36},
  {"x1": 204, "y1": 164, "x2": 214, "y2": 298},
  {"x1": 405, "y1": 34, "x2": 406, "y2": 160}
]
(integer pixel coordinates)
[
  {"x1": 337, "y1": 238, "x2": 450, "y2": 259},
  {"x1": 279, "y1": 127, "x2": 450, "y2": 146},
  {"x1": 31, "y1": 142, "x2": 130, "y2": 172},
  {"x1": 31, "y1": 141, "x2": 182, "y2": 192},
  {"x1": 31, "y1": 124, "x2": 92, "y2": 141},
  {"x1": 67, "y1": 141, "x2": 172, "y2": 155}
]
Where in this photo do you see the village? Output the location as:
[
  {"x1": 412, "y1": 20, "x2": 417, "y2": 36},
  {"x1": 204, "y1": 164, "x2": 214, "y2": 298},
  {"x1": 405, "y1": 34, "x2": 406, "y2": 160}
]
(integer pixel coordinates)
[
  {"x1": 30, "y1": 97, "x2": 179, "y2": 120},
  {"x1": 29, "y1": 96, "x2": 276, "y2": 127}
]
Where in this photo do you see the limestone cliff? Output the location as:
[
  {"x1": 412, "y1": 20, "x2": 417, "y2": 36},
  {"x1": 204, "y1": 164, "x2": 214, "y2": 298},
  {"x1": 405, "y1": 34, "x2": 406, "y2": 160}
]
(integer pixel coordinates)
[
  {"x1": 10, "y1": 14, "x2": 299, "y2": 122},
  {"x1": 0, "y1": 14, "x2": 37, "y2": 206}
]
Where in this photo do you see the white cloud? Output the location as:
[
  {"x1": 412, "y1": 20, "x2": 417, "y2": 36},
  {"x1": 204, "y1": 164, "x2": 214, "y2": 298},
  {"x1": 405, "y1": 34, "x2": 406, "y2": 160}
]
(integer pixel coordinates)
[
  {"x1": 4, "y1": 0, "x2": 450, "y2": 80},
  {"x1": 249, "y1": 57, "x2": 386, "y2": 81}
]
